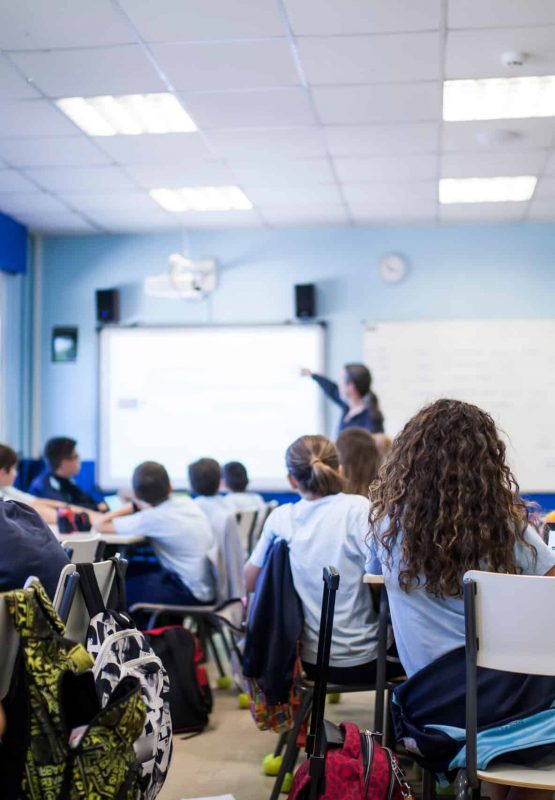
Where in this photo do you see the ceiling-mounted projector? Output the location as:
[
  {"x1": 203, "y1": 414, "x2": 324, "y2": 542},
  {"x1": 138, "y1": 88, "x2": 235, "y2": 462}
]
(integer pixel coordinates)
[{"x1": 144, "y1": 254, "x2": 218, "y2": 300}]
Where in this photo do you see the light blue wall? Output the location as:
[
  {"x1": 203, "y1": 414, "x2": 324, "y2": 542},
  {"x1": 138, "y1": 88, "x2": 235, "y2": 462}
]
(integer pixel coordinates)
[{"x1": 39, "y1": 222, "x2": 555, "y2": 464}]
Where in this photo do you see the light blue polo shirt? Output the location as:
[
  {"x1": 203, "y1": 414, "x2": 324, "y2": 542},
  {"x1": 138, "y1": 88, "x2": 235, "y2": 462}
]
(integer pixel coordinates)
[{"x1": 366, "y1": 524, "x2": 555, "y2": 678}]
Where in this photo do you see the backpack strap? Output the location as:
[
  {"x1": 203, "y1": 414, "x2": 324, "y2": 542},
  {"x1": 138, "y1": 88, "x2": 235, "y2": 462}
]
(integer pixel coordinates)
[
  {"x1": 75, "y1": 563, "x2": 106, "y2": 618},
  {"x1": 109, "y1": 557, "x2": 128, "y2": 613}
]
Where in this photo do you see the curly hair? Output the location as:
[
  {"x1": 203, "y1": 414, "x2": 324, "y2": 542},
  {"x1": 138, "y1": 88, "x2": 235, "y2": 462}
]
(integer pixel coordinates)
[{"x1": 368, "y1": 398, "x2": 533, "y2": 598}]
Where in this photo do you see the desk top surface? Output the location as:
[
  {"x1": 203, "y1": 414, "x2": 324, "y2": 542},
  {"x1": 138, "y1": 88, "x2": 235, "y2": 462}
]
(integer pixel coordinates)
[
  {"x1": 363, "y1": 573, "x2": 385, "y2": 585},
  {"x1": 52, "y1": 527, "x2": 145, "y2": 546}
]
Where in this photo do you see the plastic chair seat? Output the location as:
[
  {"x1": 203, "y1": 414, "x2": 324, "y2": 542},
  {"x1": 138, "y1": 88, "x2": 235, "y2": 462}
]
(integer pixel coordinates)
[{"x1": 477, "y1": 757, "x2": 555, "y2": 790}]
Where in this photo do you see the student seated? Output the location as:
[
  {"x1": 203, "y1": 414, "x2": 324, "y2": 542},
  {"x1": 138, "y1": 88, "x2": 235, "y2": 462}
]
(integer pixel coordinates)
[
  {"x1": 367, "y1": 399, "x2": 555, "y2": 789},
  {"x1": 336, "y1": 427, "x2": 380, "y2": 497},
  {"x1": 29, "y1": 437, "x2": 107, "y2": 512},
  {"x1": 222, "y1": 461, "x2": 265, "y2": 513},
  {"x1": 94, "y1": 461, "x2": 216, "y2": 607},
  {"x1": 0, "y1": 499, "x2": 70, "y2": 599},
  {"x1": 0, "y1": 444, "x2": 96, "y2": 525},
  {"x1": 245, "y1": 435, "x2": 401, "y2": 687}
]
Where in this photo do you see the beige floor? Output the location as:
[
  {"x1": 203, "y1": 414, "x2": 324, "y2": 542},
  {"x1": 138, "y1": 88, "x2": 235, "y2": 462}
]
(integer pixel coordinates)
[{"x1": 158, "y1": 686, "x2": 376, "y2": 800}]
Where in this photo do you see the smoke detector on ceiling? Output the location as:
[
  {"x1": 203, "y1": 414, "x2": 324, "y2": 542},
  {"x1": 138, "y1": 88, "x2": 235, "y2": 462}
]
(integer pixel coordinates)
[{"x1": 501, "y1": 51, "x2": 528, "y2": 68}]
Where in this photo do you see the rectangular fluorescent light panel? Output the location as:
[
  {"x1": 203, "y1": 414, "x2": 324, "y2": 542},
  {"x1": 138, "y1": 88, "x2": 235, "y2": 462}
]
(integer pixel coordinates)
[
  {"x1": 439, "y1": 176, "x2": 537, "y2": 204},
  {"x1": 444, "y1": 76, "x2": 555, "y2": 121},
  {"x1": 56, "y1": 93, "x2": 197, "y2": 135},
  {"x1": 150, "y1": 186, "x2": 253, "y2": 212}
]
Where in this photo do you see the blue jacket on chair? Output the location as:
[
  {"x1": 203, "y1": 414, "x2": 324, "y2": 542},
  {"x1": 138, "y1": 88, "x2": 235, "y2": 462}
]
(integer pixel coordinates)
[{"x1": 243, "y1": 537, "x2": 303, "y2": 706}]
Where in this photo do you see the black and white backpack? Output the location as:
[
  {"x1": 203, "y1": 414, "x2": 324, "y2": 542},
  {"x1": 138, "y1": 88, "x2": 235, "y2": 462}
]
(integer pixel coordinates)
[{"x1": 76, "y1": 560, "x2": 173, "y2": 800}]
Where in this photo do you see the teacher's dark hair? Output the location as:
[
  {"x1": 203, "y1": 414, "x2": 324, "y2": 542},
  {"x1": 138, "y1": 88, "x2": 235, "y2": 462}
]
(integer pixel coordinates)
[
  {"x1": 286, "y1": 435, "x2": 343, "y2": 497},
  {"x1": 344, "y1": 363, "x2": 384, "y2": 427},
  {"x1": 369, "y1": 398, "x2": 533, "y2": 599}
]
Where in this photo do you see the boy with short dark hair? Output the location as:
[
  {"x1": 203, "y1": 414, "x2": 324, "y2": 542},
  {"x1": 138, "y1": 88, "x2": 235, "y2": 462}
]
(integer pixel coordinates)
[
  {"x1": 29, "y1": 436, "x2": 106, "y2": 511},
  {"x1": 95, "y1": 461, "x2": 216, "y2": 606},
  {"x1": 222, "y1": 461, "x2": 265, "y2": 513}
]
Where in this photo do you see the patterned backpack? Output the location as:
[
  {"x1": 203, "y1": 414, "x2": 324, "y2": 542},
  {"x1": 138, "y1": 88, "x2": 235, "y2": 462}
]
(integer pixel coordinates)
[
  {"x1": 0, "y1": 579, "x2": 146, "y2": 800},
  {"x1": 76, "y1": 561, "x2": 173, "y2": 800}
]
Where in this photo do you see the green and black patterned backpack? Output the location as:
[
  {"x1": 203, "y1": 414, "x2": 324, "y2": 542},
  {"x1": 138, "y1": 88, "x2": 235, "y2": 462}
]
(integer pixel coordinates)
[{"x1": 0, "y1": 579, "x2": 146, "y2": 800}]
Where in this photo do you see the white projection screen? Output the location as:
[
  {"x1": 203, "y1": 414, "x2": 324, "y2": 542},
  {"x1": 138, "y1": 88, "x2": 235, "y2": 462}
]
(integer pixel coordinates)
[{"x1": 99, "y1": 324, "x2": 325, "y2": 490}]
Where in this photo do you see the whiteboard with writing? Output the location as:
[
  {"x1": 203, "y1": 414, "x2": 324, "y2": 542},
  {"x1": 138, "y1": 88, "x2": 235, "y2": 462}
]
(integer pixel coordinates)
[
  {"x1": 364, "y1": 320, "x2": 555, "y2": 492},
  {"x1": 99, "y1": 324, "x2": 324, "y2": 490}
]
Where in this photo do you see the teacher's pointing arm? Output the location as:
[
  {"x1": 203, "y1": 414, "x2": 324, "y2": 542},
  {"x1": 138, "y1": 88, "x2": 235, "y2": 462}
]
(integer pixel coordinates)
[{"x1": 300, "y1": 368, "x2": 347, "y2": 411}]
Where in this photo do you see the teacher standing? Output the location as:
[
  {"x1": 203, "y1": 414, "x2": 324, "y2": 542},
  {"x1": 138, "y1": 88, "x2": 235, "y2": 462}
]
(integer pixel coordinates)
[{"x1": 302, "y1": 363, "x2": 384, "y2": 435}]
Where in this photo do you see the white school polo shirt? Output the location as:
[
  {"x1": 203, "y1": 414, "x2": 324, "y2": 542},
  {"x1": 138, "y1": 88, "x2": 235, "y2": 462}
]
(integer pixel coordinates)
[
  {"x1": 249, "y1": 493, "x2": 378, "y2": 668},
  {"x1": 224, "y1": 492, "x2": 266, "y2": 513},
  {"x1": 113, "y1": 496, "x2": 216, "y2": 602}
]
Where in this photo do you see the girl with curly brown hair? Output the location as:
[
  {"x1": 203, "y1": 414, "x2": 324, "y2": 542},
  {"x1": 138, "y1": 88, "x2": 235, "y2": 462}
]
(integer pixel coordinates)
[{"x1": 367, "y1": 399, "x2": 555, "y2": 792}]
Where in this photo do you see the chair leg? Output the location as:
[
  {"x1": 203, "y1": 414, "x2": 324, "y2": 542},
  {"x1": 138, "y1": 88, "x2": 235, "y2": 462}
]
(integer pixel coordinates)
[
  {"x1": 269, "y1": 690, "x2": 313, "y2": 800},
  {"x1": 206, "y1": 630, "x2": 227, "y2": 678},
  {"x1": 422, "y1": 769, "x2": 436, "y2": 800}
]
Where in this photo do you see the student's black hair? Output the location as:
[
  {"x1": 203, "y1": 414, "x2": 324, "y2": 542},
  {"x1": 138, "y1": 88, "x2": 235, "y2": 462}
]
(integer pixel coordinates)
[
  {"x1": 132, "y1": 461, "x2": 171, "y2": 506},
  {"x1": 0, "y1": 444, "x2": 18, "y2": 472},
  {"x1": 222, "y1": 461, "x2": 249, "y2": 493},
  {"x1": 188, "y1": 458, "x2": 221, "y2": 497},
  {"x1": 344, "y1": 363, "x2": 384, "y2": 427},
  {"x1": 44, "y1": 437, "x2": 77, "y2": 471}
]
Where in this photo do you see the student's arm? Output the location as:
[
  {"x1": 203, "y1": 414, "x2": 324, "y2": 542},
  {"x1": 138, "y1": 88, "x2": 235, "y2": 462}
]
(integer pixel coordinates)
[
  {"x1": 244, "y1": 562, "x2": 261, "y2": 593},
  {"x1": 545, "y1": 565, "x2": 555, "y2": 577},
  {"x1": 93, "y1": 503, "x2": 135, "y2": 533}
]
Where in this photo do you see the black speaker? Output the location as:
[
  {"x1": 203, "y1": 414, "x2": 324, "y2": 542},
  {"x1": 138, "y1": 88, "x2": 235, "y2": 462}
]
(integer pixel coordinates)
[
  {"x1": 294, "y1": 283, "x2": 316, "y2": 319},
  {"x1": 96, "y1": 289, "x2": 120, "y2": 324}
]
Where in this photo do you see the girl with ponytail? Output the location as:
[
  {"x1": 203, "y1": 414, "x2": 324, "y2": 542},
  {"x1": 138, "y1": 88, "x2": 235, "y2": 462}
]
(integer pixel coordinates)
[{"x1": 245, "y1": 434, "x2": 402, "y2": 686}]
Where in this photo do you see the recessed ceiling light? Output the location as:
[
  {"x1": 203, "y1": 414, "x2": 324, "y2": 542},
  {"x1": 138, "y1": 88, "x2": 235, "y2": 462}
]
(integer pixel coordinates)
[
  {"x1": 443, "y1": 76, "x2": 555, "y2": 121},
  {"x1": 150, "y1": 186, "x2": 253, "y2": 212},
  {"x1": 439, "y1": 176, "x2": 537, "y2": 204},
  {"x1": 55, "y1": 93, "x2": 197, "y2": 136}
]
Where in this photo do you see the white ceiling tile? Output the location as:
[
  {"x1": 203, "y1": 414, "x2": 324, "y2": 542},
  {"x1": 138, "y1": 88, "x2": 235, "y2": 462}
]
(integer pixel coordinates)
[
  {"x1": 58, "y1": 191, "x2": 160, "y2": 213},
  {"x1": 284, "y1": 0, "x2": 441, "y2": 35},
  {"x1": 9, "y1": 46, "x2": 164, "y2": 98},
  {"x1": 0, "y1": 0, "x2": 134, "y2": 49},
  {"x1": 204, "y1": 127, "x2": 328, "y2": 158},
  {"x1": 342, "y1": 181, "x2": 437, "y2": 204},
  {"x1": 439, "y1": 202, "x2": 528, "y2": 222},
  {"x1": 173, "y1": 209, "x2": 264, "y2": 228},
  {"x1": 441, "y1": 151, "x2": 546, "y2": 178},
  {"x1": 443, "y1": 119, "x2": 555, "y2": 153},
  {"x1": 83, "y1": 207, "x2": 179, "y2": 230},
  {"x1": 182, "y1": 88, "x2": 316, "y2": 128},
  {"x1": 533, "y1": 177, "x2": 555, "y2": 199},
  {"x1": 230, "y1": 158, "x2": 335, "y2": 187},
  {"x1": 94, "y1": 133, "x2": 212, "y2": 165},
  {"x1": 325, "y1": 123, "x2": 439, "y2": 156},
  {"x1": 527, "y1": 198, "x2": 555, "y2": 220},
  {"x1": 334, "y1": 154, "x2": 437, "y2": 182},
  {"x1": 119, "y1": 0, "x2": 285, "y2": 42},
  {"x1": 298, "y1": 33, "x2": 440, "y2": 85},
  {"x1": 541, "y1": 152, "x2": 555, "y2": 176},
  {"x1": 0, "y1": 58, "x2": 39, "y2": 99},
  {"x1": 445, "y1": 27, "x2": 555, "y2": 79},
  {"x1": 448, "y1": 0, "x2": 555, "y2": 30},
  {"x1": 0, "y1": 192, "x2": 70, "y2": 215},
  {"x1": 0, "y1": 100, "x2": 78, "y2": 137},
  {"x1": 24, "y1": 166, "x2": 138, "y2": 193},
  {"x1": 261, "y1": 205, "x2": 349, "y2": 226},
  {"x1": 23, "y1": 214, "x2": 98, "y2": 233},
  {"x1": 245, "y1": 185, "x2": 342, "y2": 205},
  {"x1": 350, "y1": 202, "x2": 437, "y2": 224},
  {"x1": 151, "y1": 40, "x2": 299, "y2": 91},
  {"x1": 0, "y1": 136, "x2": 111, "y2": 167},
  {"x1": 0, "y1": 169, "x2": 41, "y2": 192},
  {"x1": 125, "y1": 161, "x2": 237, "y2": 188},
  {"x1": 313, "y1": 83, "x2": 440, "y2": 124}
]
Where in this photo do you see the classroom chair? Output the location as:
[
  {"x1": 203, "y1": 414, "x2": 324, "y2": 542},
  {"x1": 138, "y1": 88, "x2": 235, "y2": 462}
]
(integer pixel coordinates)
[
  {"x1": 61, "y1": 533, "x2": 102, "y2": 564},
  {"x1": 236, "y1": 509, "x2": 259, "y2": 556},
  {"x1": 461, "y1": 570, "x2": 555, "y2": 800},
  {"x1": 251, "y1": 500, "x2": 278, "y2": 550}
]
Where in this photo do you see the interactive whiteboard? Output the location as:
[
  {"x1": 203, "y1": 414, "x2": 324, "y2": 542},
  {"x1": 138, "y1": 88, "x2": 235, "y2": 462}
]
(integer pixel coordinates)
[
  {"x1": 99, "y1": 324, "x2": 324, "y2": 490},
  {"x1": 364, "y1": 320, "x2": 555, "y2": 493}
]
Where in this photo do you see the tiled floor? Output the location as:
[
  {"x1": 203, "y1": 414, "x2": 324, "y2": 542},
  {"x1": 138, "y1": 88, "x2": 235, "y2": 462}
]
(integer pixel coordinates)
[{"x1": 158, "y1": 687, "x2": 376, "y2": 800}]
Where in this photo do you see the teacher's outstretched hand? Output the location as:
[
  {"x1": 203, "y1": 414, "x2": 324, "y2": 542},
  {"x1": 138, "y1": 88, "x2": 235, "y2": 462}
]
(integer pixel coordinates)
[{"x1": 302, "y1": 363, "x2": 384, "y2": 435}]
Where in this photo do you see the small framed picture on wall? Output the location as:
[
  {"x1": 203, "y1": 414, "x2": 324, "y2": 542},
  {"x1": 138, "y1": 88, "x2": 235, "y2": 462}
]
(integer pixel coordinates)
[{"x1": 51, "y1": 327, "x2": 78, "y2": 363}]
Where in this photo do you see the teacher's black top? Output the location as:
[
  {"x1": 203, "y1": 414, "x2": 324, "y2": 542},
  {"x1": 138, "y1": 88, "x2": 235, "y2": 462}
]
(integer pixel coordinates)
[{"x1": 311, "y1": 373, "x2": 384, "y2": 435}]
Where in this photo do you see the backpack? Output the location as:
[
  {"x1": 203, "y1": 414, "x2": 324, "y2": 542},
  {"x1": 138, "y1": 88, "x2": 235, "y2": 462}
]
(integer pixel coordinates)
[
  {"x1": 0, "y1": 579, "x2": 146, "y2": 800},
  {"x1": 289, "y1": 721, "x2": 413, "y2": 800},
  {"x1": 76, "y1": 561, "x2": 173, "y2": 800},
  {"x1": 144, "y1": 626, "x2": 213, "y2": 734}
]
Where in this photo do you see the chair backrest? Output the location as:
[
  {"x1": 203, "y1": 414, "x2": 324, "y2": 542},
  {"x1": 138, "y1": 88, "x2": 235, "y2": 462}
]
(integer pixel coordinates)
[
  {"x1": 61, "y1": 533, "x2": 101, "y2": 564},
  {"x1": 249, "y1": 500, "x2": 278, "y2": 552},
  {"x1": 236, "y1": 509, "x2": 258, "y2": 553},
  {"x1": 0, "y1": 596, "x2": 20, "y2": 700},
  {"x1": 54, "y1": 559, "x2": 122, "y2": 644},
  {"x1": 464, "y1": 570, "x2": 555, "y2": 675}
]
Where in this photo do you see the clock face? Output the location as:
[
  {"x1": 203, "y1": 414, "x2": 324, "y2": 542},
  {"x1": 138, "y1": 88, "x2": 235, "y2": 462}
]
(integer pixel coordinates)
[{"x1": 379, "y1": 254, "x2": 407, "y2": 283}]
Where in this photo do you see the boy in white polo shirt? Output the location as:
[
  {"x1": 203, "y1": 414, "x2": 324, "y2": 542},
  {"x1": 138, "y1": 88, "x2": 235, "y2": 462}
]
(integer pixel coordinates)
[{"x1": 95, "y1": 461, "x2": 216, "y2": 607}]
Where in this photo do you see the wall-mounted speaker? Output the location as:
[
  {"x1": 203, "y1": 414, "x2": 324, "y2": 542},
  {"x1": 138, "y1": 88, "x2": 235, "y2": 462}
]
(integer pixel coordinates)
[
  {"x1": 294, "y1": 283, "x2": 316, "y2": 319},
  {"x1": 96, "y1": 288, "x2": 120, "y2": 324}
]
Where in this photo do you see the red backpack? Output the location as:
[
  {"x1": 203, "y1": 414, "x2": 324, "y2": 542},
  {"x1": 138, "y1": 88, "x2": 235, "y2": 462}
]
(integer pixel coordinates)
[{"x1": 289, "y1": 721, "x2": 413, "y2": 800}]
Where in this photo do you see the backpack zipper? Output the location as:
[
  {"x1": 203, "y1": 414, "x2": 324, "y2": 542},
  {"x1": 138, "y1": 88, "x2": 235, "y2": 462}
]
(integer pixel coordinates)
[{"x1": 361, "y1": 730, "x2": 374, "y2": 796}]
